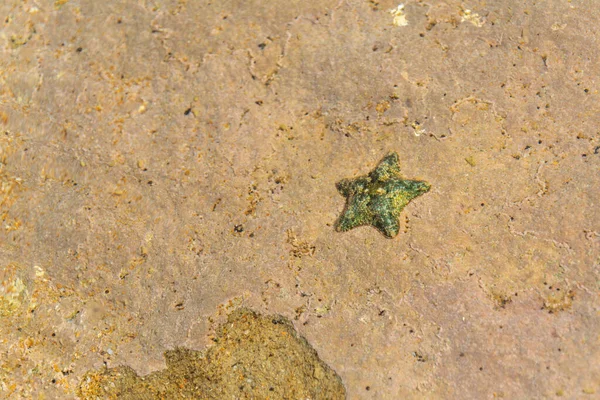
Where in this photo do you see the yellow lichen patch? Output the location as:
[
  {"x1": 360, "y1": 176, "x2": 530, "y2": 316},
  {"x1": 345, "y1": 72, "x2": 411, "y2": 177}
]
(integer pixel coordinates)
[
  {"x1": 465, "y1": 156, "x2": 476, "y2": 167},
  {"x1": 375, "y1": 100, "x2": 391, "y2": 115},
  {"x1": 0, "y1": 265, "x2": 27, "y2": 317},
  {"x1": 460, "y1": 9, "x2": 485, "y2": 27},
  {"x1": 542, "y1": 289, "x2": 575, "y2": 314},
  {"x1": 410, "y1": 121, "x2": 426, "y2": 136},
  {"x1": 389, "y1": 4, "x2": 408, "y2": 27},
  {"x1": 54, "y1": 0, "x2": 70, "y2": 8},
  {"x1": 582, "y1": 386, "x2": 596, "y2": 395}
]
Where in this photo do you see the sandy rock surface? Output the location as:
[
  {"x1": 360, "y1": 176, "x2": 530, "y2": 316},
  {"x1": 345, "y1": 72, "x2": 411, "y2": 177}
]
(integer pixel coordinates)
[{"x1": 1, "y1": 0, "x2": 599, "y2": 398}]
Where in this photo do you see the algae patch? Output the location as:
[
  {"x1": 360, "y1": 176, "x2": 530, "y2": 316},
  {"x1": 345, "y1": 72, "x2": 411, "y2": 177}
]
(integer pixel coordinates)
[{"x1": 77, "y1": 308, "x2": 345, "y2": 399}]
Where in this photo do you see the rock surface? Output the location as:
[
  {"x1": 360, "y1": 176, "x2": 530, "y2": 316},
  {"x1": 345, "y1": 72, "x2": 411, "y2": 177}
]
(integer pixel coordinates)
[{"x1": 1, "y1": 0, "x2": 599, "y2": 398}]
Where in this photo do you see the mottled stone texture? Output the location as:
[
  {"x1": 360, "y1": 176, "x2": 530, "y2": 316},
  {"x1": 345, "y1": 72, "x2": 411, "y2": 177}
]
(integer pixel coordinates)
[{"x1": 0, "y1": 0, "x2": 599, "y2": 399}]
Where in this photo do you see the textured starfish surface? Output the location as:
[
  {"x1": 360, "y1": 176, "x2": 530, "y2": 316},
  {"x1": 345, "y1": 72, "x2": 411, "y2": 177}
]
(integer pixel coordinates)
[{"x1": 335, "y1": 152, "x2": 431, "y2": 238}]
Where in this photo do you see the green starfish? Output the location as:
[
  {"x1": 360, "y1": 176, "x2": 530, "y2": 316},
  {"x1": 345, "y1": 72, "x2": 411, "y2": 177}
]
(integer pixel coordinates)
[{"x1": 335, "y1": 152, "x2": 431, "y2": 238}]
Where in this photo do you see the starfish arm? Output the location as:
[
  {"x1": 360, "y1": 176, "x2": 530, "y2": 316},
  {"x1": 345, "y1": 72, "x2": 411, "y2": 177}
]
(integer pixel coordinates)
[
  {"x1": 335, "y1": 179, "x2": 353, "y2": 197},
  {"x1": 387, "y1": 190, "x2": 412, "y2": 215},
  {"x1": 335, "y1": 211, "x2": 364, "y2": 232},
  {"x1": 371, "y1": 152, "x2": 402, "y2": 181},
  {"x1": 400, "y1": 179, "x2": 431, "y2": 197},
  {"x1": 373, "y1": 212, "x2": 400, "y2": 238},
  {"x1": 386, "y1": 179, "x2": 430, "y2": 213},
  {"x1": 335, "y1": 195, "x2": 373, "y2": 232},
  {"x1": 336, "y1": 177, "x2": 369, "y2": 197}
]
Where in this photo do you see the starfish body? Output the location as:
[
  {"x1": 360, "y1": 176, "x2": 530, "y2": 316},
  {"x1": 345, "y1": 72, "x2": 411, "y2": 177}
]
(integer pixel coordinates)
[{"x1": 335, "y1": 152, "x2": 430, "y2": 238}]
